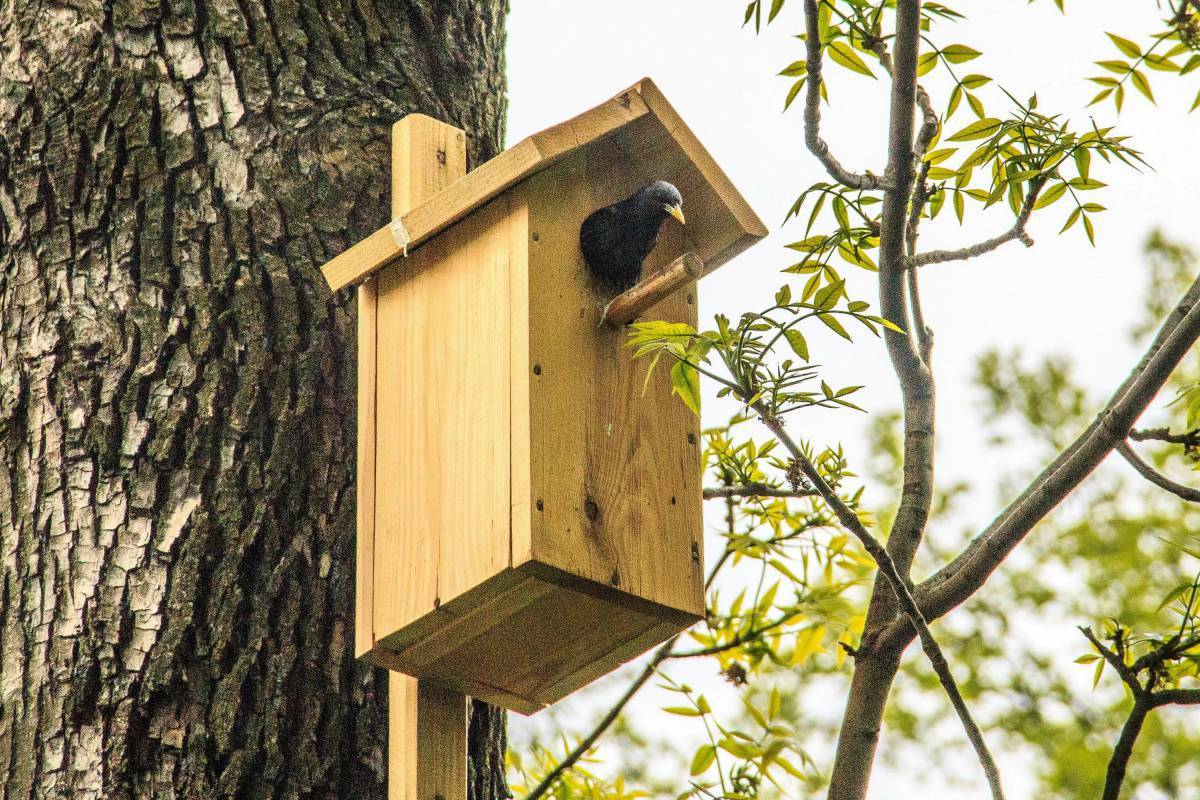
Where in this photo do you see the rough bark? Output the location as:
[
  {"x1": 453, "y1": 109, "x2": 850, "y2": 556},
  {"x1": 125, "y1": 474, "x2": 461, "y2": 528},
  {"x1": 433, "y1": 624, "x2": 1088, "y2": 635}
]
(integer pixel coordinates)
[{"x1": 0, "y1": 1, "x2": 508, "y2": 798}]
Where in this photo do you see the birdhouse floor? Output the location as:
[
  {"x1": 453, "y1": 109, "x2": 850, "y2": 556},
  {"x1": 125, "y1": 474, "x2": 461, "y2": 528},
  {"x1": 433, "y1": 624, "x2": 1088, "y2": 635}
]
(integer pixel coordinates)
[{"x1": 368, "y1": 564, "x2": 691, "y2": 715}]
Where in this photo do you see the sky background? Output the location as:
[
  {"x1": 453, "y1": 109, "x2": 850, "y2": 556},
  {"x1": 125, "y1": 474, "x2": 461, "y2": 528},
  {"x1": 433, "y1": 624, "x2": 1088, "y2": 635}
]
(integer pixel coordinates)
[{"x1": 501, "y1": 2, "x2": 1198, "y2": 797}]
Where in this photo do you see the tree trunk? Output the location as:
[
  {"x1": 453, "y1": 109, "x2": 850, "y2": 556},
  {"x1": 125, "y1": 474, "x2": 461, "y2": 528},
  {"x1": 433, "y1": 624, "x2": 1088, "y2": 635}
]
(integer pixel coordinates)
[{"x1": 0, "y1": 2, "x2": 508, "y2": 798}]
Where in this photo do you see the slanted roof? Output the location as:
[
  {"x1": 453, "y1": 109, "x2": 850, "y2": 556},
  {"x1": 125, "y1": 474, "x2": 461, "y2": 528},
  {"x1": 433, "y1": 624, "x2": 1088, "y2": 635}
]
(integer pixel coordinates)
[{"x1": 322, "y1": 78, "x2": 768, "y2": 291}]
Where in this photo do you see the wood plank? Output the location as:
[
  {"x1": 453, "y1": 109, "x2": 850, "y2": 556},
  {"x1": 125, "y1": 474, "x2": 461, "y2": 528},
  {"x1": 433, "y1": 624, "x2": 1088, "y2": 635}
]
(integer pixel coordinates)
[
  {"x1": 521, "y1": 148, "x2": 707, "y2": 622},
  {"x1": 388, "y1": 675, "x2": 468, "y2": 800},
  {"x1": 535, "y1": 618, "x2": 682, "y2": 707},
  {"x1": 322, "y1": 77, "x2": 768, "y2": 291},
  {"x1": 383, "y1": 114, "x2": 469, "y2": 800},
  {"x1": 356, "y1": 278, "x2": 378, "y2": 658},
  {"x1": 322, "y1": 87, "x2": 648, "y2": 290},
  {"x1": 374, "y1": 197, "x2": 520, "y2": 639}
]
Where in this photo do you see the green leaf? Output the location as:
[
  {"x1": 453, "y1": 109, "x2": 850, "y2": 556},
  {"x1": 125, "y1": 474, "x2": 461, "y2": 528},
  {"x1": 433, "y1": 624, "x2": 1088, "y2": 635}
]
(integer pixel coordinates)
[
  {"x1": 767, "y1": 0, "x2": 785, "y2": 23},
  {"x1": 941, "y1": 44, "x2": 982, "y2": 63},
  {"x1": 817, "y1": 313, "x2": 852, "y2": 340},
  {"x1": 671, "y1": 361, "x2": 702, "y2": 416},
  {"x1": 778, "y1": 60, "x2": 807, "y2": 77},
  {"x1": 690, "y1": 745, "x2": 716, "y2": 776},
  {"x1": 916, "y1": 51, "x2": 939, "y2": 77},
  {"x1": 960, "y1": 73, "x2": 992, "y2": 89},
  {"x1": 784, "y1": 78, "x2": 806, "y2": 111},
  {"x1": 947, "y1": 117, "x2": 1002, "y2": 142},
  {"x1": 784, "y1": 329, "x2": 810, "y2": 361},
  {"x1": 827, "y1": 41, "x2": 875, "y2": 78},
  {"x1": 1106, "y1": 32, "x2": 1142, "y2": 59},
  {"x1": 663, "y1": 705, "x2": 703, "y2": 717},
  {"x1": 1034, "y1": 182, "x2": 1067, "y2": 209},
  {"x1": 1191, "y1": 87, "x2": 1200, "y2": 113},
  {"x1": 1130, "y1": 69, "x2": 1155, "y2": 103}
]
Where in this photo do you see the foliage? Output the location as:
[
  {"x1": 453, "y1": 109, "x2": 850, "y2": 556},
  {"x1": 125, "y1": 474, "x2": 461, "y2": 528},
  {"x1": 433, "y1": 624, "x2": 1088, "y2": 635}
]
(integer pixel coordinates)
[{"x1": 511, "y1": 1, "x2": 1200, "y2": 798}]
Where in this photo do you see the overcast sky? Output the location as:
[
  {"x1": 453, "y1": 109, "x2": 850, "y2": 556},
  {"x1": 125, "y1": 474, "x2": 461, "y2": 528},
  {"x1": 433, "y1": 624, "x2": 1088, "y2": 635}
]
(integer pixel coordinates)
[{"x1": 502, "y1": 1, "x2": 1198, "y2": 796}]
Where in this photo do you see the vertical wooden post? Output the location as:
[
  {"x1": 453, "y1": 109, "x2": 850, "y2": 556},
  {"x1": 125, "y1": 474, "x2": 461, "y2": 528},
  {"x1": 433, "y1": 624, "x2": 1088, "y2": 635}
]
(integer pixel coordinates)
[{"x1": 372, "y1": 113, "x2": 469, "y2": 800}]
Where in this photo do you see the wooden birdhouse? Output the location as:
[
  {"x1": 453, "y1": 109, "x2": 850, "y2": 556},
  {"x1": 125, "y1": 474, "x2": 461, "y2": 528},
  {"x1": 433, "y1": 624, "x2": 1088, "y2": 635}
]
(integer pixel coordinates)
[{"x1": 323, "y1": 78, "x2": 766, "y2": 715}]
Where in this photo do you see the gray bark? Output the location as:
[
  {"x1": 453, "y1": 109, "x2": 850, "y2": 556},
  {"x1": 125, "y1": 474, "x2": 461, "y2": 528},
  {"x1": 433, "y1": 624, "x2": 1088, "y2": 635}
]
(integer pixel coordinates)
[{"x1": 0, "y1": 1, "x2": 508, "y2": 797}]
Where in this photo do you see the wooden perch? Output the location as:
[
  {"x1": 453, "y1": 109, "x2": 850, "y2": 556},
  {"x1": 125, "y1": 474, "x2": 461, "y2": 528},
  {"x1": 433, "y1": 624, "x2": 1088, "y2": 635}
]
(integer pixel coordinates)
[{"x1": 603, "y1": 252, "x2": 704, "y2": 327}]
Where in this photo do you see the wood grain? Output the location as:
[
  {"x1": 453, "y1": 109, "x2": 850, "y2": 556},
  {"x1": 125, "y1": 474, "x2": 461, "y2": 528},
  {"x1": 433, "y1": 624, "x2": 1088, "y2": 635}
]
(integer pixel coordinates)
[
  {"x1": 520, "y1": 146, "x2": 707, "y2": 622},
  {"x1": 374, "y1": 196, "x2": 521, "y2": 641},
  {"x1": 356, "y1": 278, "x2": 378, "y2": 658},
  {"x1": 321, "y1": 78, "x2": 765, "y2": 291},
  {"x1": 603, "y1": 252, "x2": 705, "y2": 327},
  {"x1": 389, "y1": 675, "x2": 468, "y2": 800},
  {"x1": 382, "y1": 114, "x2": 469, "y2": 800}
]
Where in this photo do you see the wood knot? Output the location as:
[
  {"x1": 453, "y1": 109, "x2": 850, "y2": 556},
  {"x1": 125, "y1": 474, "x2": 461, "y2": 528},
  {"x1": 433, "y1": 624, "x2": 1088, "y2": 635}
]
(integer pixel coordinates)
[
  {"x1": 584, "y1": 498, "x2": 600, "y2": 522},
  {"x1": 690, "y1": 542, "x2": 700, "y2": 563},
  {"x1": 436, "y1": 150, "x2": 447, "y2": 165},
  {"x1": 609, "y1": 570, "x2": 621, "y2": 586},
  {"x1": 618, "y1": 92, "x2": 631, "y2": 108}
]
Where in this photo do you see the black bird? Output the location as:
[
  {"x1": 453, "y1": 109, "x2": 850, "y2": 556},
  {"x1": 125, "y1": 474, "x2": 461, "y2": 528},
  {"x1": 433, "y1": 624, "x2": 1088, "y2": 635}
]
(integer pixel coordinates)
[{"x1": 580, "y1": 181, "x2": 686, "y2": 292}]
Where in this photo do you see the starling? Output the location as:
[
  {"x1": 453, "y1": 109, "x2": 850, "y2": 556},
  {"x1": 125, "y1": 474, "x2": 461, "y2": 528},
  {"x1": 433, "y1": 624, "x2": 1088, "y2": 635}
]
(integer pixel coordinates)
[{"x1": 580, "y1": 180, "x2": 686, "y2": 292}]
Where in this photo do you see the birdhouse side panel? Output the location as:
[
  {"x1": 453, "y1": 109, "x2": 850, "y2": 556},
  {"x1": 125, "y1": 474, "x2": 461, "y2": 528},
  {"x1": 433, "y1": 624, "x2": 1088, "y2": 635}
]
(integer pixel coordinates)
[
  {"x1": 516, "y1": 153, "x2": 705, "y2": 621},
  {"x1": 372, "y1": 194, "x2": 527, "y2": 642}
]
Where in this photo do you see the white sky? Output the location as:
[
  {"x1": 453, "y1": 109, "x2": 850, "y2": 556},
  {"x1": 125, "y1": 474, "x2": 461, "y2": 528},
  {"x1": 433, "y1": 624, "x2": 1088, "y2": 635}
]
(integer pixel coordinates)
[{"x1": 503, "y1": 1, "x2": 1198, "y2": 796}]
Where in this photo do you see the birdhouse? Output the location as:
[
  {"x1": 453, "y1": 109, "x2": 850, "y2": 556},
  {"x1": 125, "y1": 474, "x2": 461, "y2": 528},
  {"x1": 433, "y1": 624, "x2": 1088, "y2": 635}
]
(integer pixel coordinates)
[{"x1": 323, "y1": 78, "x2": 766, "y2": 714}]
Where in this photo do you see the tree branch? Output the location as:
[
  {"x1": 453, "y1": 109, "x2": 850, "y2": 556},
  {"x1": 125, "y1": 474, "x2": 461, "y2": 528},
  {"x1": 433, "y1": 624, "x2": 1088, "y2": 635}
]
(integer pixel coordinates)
[
  {"x1": 906, "y1": 269, "x2": 1200, "y2": 639},
  {"x1": 520, "y1": 643, "x2": 672, "y2": 800},
  {"x1": 703, "y1": 483, "x2": 818, "y2": 499},
  {"x1": 1129, "y1": 426, "x2": 1200, "y2": 447},
  {"x1": 802, "y1": 0, "x2": 890, "y2": 191},
  {"x1": 1102, "y1": 696, "x2": 1153, "y2": 800},
  {"x1": 1116, "y1": 440, "x2": 1200, "y2": 502},
  {"x1": 754, "y1": 403, "x2": 1004, "y2": 800},
  {"x1": 906, "y1": 177, "x2": 1047, "y2": 269},
  {"x1": 1080, "y1": 626, "x2": 1142, "y2": 694}
]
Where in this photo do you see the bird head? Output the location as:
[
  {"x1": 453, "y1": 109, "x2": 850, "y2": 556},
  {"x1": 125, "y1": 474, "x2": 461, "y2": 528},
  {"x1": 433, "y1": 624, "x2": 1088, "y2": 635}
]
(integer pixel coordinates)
[{"x1": 636, "y1": 180, "x2": 685, "y2": 226}]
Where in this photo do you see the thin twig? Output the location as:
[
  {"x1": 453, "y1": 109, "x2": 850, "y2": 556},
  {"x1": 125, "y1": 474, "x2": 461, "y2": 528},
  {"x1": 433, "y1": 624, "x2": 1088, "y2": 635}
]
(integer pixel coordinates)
[
  {"x1": 1080, "y1": 627, "x2": 1141, "y2": 693},
  {"x1": 1116, "y1": 441, "x2": 1200, "y2": 502},
  {"x1": 703, "y1": 483, "x2": 818, "y2": 499},
  {"x1": 753, "y1": 403, "x2": 1005, "y2": 800},
  {"x1": 906, "y1": 176, "x2": 1047, "y2": 268},
  {"x1": 802, "y1": 0, "x2": 890, "y2": 191},
  {"x1": 1129, "y1": 427, "x2": 1200, "y2": 447},
  {"x1": 520, "y1": 644, "x2": 673, "y2": 800}
]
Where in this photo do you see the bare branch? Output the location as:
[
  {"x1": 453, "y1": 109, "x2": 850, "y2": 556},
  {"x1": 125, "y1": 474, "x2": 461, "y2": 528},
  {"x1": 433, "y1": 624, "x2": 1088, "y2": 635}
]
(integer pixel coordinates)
[
  {"x1": 1152, "y1": 688, "x2": 1200, "y2": 706},
  {"x1": 1116, "y1": 440, "x2": 1200, "y2": 502},
  {"x1": 906, "y1": 177, "x2": 1048, "y2": 269},
  {"x1": 907, "y1": 270, "x2": 1200, "y2": 637},
  {"x1": 802, "y1": 0, "x2": 890, "y2": 191},
  {"x1": 703, "y1": 483, "x2": 817, "y2": 499},
  {"x1": 1129, "y1": 426, "x2": 1200, "y2": 447},
  {"x1": 520, "y1": 644, "x2": 672, "y2": 800},
  {"x1": 754, "y1": 404, "x2": 1005, "y2": 800},
  {"x1": 1102, "y1": 696, "x2": 1153, "y2": 800}
]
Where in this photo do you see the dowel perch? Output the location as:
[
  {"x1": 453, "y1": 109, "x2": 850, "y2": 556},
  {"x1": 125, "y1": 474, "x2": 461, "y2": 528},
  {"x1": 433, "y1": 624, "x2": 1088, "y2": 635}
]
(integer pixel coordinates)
[{"x1": 602, "y1": 252, "x2": 704, "y2": 326}]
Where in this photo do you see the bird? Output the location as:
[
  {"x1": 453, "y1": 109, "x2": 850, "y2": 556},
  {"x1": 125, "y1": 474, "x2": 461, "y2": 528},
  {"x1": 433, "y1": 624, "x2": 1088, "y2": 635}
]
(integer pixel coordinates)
[{"x1": 579, "y1": 180, "x2": 686, "y2": 292}]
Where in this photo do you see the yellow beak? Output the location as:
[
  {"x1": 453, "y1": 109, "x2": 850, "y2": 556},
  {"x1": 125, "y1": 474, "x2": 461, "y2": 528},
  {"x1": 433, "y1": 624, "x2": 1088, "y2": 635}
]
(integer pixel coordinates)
[{"x1": 666, "y1": 203, "x2": 686, "y2": 225}]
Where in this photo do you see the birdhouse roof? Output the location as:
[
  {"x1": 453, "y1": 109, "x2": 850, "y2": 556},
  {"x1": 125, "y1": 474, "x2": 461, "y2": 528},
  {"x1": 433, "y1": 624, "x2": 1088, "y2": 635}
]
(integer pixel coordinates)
[{"x1": 322, "y1": 78, "x2": 768, "y2": 291}]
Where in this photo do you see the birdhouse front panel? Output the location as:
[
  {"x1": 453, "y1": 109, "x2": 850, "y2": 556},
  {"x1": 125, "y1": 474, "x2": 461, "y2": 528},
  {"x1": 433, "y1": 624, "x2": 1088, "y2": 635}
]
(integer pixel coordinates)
[{"x1": 517, "y1": 153, "x2": 705, "y2": 617}]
